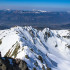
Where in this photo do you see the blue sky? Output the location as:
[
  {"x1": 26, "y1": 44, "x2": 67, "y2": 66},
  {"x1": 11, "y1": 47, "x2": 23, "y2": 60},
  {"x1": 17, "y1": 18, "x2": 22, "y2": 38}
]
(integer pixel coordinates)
[{"x1": 0, "y1": 0, "x2": 70, "y2": 11}]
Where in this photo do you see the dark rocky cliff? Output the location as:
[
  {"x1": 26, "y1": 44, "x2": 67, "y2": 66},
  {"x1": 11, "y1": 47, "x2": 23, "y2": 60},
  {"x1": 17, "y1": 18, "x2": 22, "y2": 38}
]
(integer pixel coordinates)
[{"x1": 0, "y1": 57, "x2": 29, "y2": 70}]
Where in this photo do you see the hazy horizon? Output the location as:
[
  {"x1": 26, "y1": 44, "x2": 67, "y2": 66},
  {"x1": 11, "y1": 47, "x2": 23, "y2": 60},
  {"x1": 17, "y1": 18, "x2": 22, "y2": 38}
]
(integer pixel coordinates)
[{"x1": 0, "y1": 0, "x2": 70, "y2": 11}]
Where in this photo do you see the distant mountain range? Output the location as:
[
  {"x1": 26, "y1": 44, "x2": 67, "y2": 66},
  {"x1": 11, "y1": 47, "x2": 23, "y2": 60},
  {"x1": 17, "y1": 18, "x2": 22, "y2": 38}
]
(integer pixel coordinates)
[{"x1": 0, "y1": 10, "x2": 70, "y2": 30}]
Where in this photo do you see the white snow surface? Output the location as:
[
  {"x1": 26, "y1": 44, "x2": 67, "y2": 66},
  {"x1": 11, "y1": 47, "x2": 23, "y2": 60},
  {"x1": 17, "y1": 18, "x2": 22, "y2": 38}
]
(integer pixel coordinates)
[{"x1": 0, "y1": 26, "x2": 70, "y2": 70}]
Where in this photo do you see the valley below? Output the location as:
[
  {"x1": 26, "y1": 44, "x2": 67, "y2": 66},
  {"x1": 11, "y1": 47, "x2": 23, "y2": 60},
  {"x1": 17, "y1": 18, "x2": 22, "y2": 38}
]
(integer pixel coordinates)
[{"x1": 0, "y1": 10, "x2": 70, "y2": 30}]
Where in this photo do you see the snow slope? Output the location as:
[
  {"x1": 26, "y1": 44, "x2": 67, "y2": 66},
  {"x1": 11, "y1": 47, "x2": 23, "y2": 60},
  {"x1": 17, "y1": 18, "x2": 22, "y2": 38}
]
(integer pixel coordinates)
[{"x1": 0, "y1": 26, "x2": 70, "y2": 70}]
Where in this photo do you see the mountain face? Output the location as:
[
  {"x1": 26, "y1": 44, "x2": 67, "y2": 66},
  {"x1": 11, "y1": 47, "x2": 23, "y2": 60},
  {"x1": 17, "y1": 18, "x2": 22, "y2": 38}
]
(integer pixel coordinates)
[{"x1": 0, "y1": 26, "x2": 70, "y2": 70}]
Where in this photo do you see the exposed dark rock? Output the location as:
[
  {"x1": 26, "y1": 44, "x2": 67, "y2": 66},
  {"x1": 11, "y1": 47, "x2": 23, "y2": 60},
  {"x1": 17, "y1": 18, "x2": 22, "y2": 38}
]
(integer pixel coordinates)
[
  {"x1": 4, "y1": 42, "x2": 20, "y2": 58},
  {"x1": 47, "y1": 67, "x2": 51, "y2": 70},
  {"x1": 0, "y1": 58, "x2": 6, "y2": 70},
  {"x1": 0, "y1": 39, "x2": 2, "y2": 45},
  {"x1": 67, "y1": 45, "x2": 70, "y2": 48},
  {"x1": 57, "y1": 34, "x2": 61, "y2": 38},
  {"x1": 32, "y1": 67, "x2": 36, "y2": 70},
  {"x1": 42, "y1": 65, "x2": 45, "y2": 70},
  {"x1": 63, "y1": 36, "x2": 70, "y2": 39},
  {"x1": 38, "y1": 55, "x2": 43, "y2": 63},
  {"x1": 29, "y1": 30, "x2": 35, "y2": 38},
  {"x1": 55, "y1": 44, "x2": 58, "y2": 47},
  {"x1": 34, "y1": 61, "x2": 38, "y2": 67},
  {"x1": 18, "y1": 59, "x2": 29, "y2": 70},
  {"x1": 0, "y1": 52, "x2": 1, "y2": 58},
  {"x1": 25, "y1": 55, "x2": 29, "y2": 59},
  {"x1": 0, "y1": 57, "x2": 29, "y2": 70}
]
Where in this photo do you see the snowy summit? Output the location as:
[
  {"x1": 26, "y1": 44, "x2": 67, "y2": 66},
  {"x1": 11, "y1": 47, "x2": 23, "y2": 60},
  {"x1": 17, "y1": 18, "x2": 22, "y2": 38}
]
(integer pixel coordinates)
[{"x1": 0, "y1": 26, "x2": 70, "y2": 70}]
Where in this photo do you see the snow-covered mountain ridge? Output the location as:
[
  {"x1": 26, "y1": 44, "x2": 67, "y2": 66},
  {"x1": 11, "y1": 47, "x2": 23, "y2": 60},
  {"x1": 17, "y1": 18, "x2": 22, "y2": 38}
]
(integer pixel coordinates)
[{"x1": 0, "y1": 26, "x2": 70, "y2": 70}]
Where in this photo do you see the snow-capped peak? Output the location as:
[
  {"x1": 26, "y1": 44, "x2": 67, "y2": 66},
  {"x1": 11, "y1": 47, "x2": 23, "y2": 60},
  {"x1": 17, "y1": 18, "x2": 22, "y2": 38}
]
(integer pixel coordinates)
[{"x1": 0, "y1": 26, "x2": 70, "y2": 70}]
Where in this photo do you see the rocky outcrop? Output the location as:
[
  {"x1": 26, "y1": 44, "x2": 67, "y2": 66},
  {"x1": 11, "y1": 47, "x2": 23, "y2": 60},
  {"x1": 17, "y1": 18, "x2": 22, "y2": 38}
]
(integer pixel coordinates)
[{"x1": 0, "y1": 57, "x2": 29, "y2": 70}]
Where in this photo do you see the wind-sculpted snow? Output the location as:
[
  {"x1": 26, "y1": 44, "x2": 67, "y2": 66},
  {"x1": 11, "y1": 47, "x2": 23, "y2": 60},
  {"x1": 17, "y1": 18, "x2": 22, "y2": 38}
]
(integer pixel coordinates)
[{"x1": 0, "y1": 26, "x2": 70, "y2": 70}]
